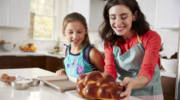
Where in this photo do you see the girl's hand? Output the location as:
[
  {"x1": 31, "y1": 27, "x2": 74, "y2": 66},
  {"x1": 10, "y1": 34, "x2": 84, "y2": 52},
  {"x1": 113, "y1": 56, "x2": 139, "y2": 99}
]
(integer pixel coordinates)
[
  {"x1": 119, "y1": 77, "x2": 134, "y2": 100},
  {"x1": 56, "y1": 69, "x2": 66, "y2": 76}
]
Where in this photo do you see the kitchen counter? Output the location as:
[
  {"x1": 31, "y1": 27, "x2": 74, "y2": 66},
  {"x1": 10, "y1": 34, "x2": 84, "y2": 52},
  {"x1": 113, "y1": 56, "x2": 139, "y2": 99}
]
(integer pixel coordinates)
[
  {"x1": 0, "y1": 51, "x2": 177, "y2": 78},
  {"x1": 0, "y1": 68, "x2": 78, "y2": 100},
  {"x1": 160, "y1": 70, "x2": 176, "y2": 78},
  {"x1": 0, "y1": 68, "x2": 141, "y2": 100},
  {"x1": 0, "y1": 50, "x2": 64, "y2": 59}
]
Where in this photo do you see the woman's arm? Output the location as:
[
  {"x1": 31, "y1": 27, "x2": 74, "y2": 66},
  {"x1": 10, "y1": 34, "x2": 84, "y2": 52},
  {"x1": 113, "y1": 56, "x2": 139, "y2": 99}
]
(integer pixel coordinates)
[
  {"x1": 104, "y1": 43, "x2": 117, "y2": 79},
  {"x1": 120, "y1": 31, "x2": 161, "y2": 99},
  {"x1": 89, "y1": 48, "x2": 104, "y2": 72},
  {"x1": 138, "y1": 31, "x2": 161, "y2": 83}
]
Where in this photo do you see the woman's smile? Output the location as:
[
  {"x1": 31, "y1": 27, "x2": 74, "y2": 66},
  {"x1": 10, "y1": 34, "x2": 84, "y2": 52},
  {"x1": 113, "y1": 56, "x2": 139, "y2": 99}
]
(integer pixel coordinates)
[{"x1": 109, "y1": 4, "x2": 135, "y2": 38}]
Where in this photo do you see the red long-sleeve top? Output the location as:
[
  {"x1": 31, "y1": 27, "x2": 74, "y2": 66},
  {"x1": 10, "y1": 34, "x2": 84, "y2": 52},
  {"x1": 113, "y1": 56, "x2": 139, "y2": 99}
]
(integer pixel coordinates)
[{"x1": 104, "y1": 30, "x2": 161, "y2": 83}]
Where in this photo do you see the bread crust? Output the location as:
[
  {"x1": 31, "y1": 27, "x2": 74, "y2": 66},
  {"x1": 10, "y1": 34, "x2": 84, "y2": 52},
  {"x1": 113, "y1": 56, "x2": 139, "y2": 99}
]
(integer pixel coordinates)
[{"x1": 76, "y1": 71, "x2": 125, "y2": 100}]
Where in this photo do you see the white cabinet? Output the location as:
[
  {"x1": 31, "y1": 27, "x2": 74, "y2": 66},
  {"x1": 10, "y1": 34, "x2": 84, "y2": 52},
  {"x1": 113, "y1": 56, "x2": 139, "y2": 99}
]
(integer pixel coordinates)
[
  {"x1": 0, "y1": 0, "x2": 10, "y2": 26},
  {"x1": 157, "y1": 0, "x2": 180, "y2": 28},
  {"x1": 0, "y1": 0, "x2": 30, "y2": 28},
  {"x1": 138, "y1": 0, "x2": 180, "y2": 28}
]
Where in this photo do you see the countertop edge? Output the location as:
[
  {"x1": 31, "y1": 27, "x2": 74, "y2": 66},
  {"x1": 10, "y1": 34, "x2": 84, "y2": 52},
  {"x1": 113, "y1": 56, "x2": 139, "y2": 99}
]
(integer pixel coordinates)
[{"x1": 0, "y1": 51, "x2": 64, "y2": 59}]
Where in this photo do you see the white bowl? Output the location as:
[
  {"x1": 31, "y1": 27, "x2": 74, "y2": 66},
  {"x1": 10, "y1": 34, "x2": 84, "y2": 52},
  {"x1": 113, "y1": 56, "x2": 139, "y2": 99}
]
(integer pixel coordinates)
[
  {"x1": 30, "y1": 78, "x2": 40, "y2": 87},
  {"x1": 11, "y1": 79, "x2": 32, "y2": 90},
  {"x1": 3, "y1": 43, "x2": 15, "y2": 51}
]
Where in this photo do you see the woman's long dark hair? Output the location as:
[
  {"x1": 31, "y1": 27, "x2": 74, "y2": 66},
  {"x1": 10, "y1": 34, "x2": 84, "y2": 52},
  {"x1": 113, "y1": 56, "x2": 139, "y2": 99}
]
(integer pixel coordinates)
[{"x1": 99, "y1": 0, "x2": 150, "y2": 46}]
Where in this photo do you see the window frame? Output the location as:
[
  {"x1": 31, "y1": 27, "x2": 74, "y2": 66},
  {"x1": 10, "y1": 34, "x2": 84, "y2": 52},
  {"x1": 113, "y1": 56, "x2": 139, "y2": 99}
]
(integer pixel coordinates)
[{"x1": 31, "y1": 0, "x2": 56, "y2": 40}]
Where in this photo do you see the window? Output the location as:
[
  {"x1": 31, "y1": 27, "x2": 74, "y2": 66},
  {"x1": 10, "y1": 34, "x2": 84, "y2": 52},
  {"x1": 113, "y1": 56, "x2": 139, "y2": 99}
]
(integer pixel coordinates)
[{"x1": 30, "y1": 0, "x2": 55, "y2": 40}]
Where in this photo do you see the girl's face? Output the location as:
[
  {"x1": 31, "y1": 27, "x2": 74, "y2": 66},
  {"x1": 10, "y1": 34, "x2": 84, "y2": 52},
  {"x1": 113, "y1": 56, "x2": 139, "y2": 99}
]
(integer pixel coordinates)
[
  {"x1": 64, "y1": 21, "x2": 87, "y2": 48},
  {"x1": 109, "y1": 4, "x2": 136, "y2": 39}
]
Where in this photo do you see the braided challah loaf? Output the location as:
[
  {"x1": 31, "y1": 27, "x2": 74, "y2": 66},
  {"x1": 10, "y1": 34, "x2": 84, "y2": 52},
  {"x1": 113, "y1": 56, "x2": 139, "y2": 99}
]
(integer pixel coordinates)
[{"x1": 76, "y1": 71, "x2": 125, "y2": 100}]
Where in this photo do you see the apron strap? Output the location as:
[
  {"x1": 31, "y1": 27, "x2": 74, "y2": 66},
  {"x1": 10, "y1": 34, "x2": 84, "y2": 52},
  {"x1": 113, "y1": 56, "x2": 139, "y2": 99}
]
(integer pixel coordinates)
[{"x1": 136, "y1": 33, "x2": 142, "y2": 43}]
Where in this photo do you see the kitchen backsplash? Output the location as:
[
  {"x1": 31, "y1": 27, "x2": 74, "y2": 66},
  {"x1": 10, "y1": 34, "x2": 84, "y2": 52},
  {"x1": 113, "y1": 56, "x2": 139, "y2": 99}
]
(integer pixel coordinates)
[
  {"x1": 0, "y1": 27, "x2": 104, "y2": 52},
  {"x1": 0, "y1": 26, "x2": 179, "y2": 56},
  {"x1": 0, "y1": 27, "x2": 55, "y2": 51}
]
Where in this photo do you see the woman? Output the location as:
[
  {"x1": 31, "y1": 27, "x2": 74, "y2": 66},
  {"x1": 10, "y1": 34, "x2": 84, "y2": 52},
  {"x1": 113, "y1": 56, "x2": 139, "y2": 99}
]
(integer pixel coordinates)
[{"x1": 99, "y1": 0, "x2": 163, "y2": 99}]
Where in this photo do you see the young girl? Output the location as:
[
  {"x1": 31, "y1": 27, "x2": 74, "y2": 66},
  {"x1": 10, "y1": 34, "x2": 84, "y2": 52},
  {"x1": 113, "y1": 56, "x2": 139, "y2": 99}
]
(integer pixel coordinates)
[
  {"x1": 56, "y1": 12, "x2": 104, "y2": 78},
  {"x1": 99, "y1": 0, "x2": 163, "y2": 100}
]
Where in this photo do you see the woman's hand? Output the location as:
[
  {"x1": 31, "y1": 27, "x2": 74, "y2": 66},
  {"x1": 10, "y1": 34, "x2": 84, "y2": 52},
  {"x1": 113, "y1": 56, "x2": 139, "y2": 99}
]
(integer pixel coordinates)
[
  {"x1": 56, "y1": 69, "x2": 66, "y2": 76},
  {"x1": 119, "y1": 76, "x2": 148, "y2": 100},
  {"x1": 119, "y1": 77, "x2": 134, "y2": 100}
]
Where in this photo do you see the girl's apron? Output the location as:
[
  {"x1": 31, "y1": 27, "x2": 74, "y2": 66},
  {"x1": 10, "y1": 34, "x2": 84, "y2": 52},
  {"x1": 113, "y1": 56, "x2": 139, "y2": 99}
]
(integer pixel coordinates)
[
  {"x1": 113, "y1": 35, "x2": 163, "y2": 100},
  {"x1": 64, "y1": 46, "x2": 92, "y2": 78}
]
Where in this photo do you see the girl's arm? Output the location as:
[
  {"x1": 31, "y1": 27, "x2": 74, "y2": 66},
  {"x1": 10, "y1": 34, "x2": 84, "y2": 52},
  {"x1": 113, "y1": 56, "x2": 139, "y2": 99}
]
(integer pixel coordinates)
[
  {"x1": 89, "y1": 48, "x2": 104, "y2": 72},
  {"x1": 56, "y1": 68, "x2": 66, "y2": 76}
]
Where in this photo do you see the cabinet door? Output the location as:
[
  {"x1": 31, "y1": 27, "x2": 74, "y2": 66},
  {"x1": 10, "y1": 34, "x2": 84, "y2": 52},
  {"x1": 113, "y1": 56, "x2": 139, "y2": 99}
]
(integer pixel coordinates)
[
  {"x1": 138, "y1": 0, "x2": 180, "y2": 28},
  {"x1": 46, "y1": 56, "x2": 64, "y2": 72},
  {"x1": 0, "y1": 56, "x2": 31, "y2": 68},
  {"x1": 0, "y1": 0, "x2": 10, "y2": 26},
  {"x1": 157, "y1": 0, "x2": 180, "y2": 28},
  {"x1": 29, "y1": 56, "x2": 46, "y2": 69},
  {"x1": 0, "y1": 0, "x2": 30, "y2": 28},
  {"x1": 9, "y1": 0, "x2": 30, "y2": 28}
]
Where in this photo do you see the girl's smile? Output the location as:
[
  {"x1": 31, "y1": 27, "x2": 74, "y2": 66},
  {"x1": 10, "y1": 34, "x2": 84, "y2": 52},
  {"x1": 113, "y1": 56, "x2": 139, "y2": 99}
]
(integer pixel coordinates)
[{"x1": 64, "y1": 21, "x2": 87, "y2": 49}]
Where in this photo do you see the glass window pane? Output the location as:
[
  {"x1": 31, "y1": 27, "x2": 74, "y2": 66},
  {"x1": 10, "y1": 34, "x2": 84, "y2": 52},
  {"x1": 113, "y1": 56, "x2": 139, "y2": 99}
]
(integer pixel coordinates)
[
  {"x1": 31, "y1": 0, "x2": 54, "y2": 16},
  {"x1": 33, "y1": 16, "x2": 53, "y2": 39}
]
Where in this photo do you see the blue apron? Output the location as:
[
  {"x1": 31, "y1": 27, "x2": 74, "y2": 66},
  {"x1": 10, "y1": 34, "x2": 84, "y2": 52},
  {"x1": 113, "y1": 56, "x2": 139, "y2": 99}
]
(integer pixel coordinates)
[
  {"x1": 64, "y1": 45, "x2": 92, "y2": 78},
  {"x1": 113, "y1": 35, "x2": 163, "y2": 96}
]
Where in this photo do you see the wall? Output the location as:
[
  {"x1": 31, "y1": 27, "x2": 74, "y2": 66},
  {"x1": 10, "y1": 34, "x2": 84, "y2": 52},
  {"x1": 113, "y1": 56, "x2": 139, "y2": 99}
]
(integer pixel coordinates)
[
  {"x1": 0, "y1": 27, "x2": 30, "y2": 51},
  {"x1": 89, "y1": 31, "x2": 104, "y2": 52},
  {"x1": 0, "y1": 27, "x2": 57, "y2": 51},
  {"x1": 89, "y1": 0, "x2": 104, "y2": 32},
  {"x1": 68, "y1": 0, "x2": 90, "y2": 24}
]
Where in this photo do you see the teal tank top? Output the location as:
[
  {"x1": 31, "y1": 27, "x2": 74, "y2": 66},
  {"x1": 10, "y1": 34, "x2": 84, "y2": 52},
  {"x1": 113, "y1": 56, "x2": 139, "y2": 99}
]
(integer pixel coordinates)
[{"x1": 64, "y1": 45, "x2": 93, "y2": 78}]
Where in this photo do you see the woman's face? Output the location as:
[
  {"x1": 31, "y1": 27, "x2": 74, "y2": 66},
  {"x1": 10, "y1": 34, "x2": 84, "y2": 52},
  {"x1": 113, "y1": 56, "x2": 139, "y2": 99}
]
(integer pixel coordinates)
[
  {"x1": 109, "y1": 4, "x2": 136, "y2": 39},
  {"x1": 64, "y1": 21, "x2": 87, "y2": 48}
]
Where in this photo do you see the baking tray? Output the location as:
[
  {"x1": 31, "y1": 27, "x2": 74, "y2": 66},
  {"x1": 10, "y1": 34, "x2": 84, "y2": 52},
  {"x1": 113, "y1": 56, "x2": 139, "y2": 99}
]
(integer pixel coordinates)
[
  {"x1": 38, "y1": 75, "x2": 68, "y2": 81},
  {"x1": 38, "y1": 75, "x2": 76, "y2": 92}
]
